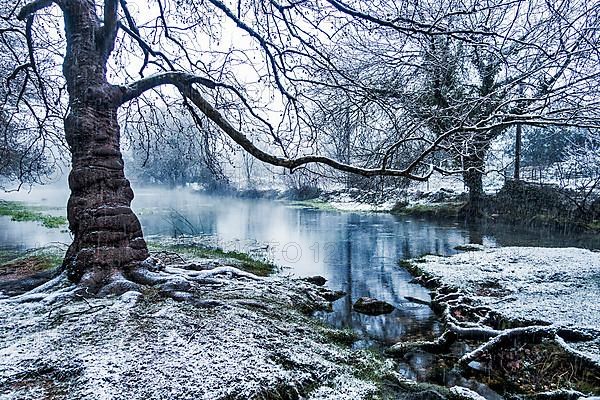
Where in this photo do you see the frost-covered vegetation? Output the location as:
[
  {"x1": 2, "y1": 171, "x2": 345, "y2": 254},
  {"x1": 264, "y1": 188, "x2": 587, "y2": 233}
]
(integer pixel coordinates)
[
  {"x1": 397, "y1": 247, "x2": 600, "y2": 397},
  {"x1": 0, "y1": 255, "x2": 488, "y2": 400},
  {"x1": 1, "y1": 0, "x2": 600, "y2": 398},
  {"x1": 0, "y1": 273, "x2": 383, "y2": 399}
]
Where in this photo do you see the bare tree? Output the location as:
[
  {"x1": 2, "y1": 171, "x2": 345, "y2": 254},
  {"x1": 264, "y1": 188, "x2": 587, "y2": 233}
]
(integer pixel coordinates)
[
  {"x1": 308, "y1": 0, "x2": 600, "y2": 216},
  {"x1": 0, "y1": 1, "x2": 62, "y2": 189},
  {"x1": 4, "y1": 0, "x2": 462, "y2": 295},
  {"x1": 3, "y1": 0, "x2": 599, "y2": 293}
]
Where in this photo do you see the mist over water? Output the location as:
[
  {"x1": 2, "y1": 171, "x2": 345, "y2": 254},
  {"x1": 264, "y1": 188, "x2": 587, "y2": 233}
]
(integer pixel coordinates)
[{"x1": 1, "y1": 184, "x2": 599, "y2": 346}]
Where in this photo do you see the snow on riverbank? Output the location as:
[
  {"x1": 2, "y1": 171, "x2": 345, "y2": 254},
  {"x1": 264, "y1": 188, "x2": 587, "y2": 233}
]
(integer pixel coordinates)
[
  {"x1": 0, "y1": 273, "x2": 388, "y2": 400},
  {"x1": 410, "y1": 247, "x2": 600, "y2": 329},
  {"x1": 319, "y1": 176, "x2": 466, "y2": 213}
]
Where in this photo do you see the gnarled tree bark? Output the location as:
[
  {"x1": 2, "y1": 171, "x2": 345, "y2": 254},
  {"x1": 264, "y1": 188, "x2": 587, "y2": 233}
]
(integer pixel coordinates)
[{"x1": 57, "y1": 0, "x2": 149, "y2": 294}]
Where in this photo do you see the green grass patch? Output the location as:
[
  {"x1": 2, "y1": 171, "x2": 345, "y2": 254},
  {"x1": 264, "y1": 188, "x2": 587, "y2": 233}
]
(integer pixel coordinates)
[
  {"x1": 148, "y1": 242, "x2": 277, "y2": 276},
  {"x1": 0, "y1": 247, "x2": 64, "y2": 278},
  {"x1": 391, "y1": 202, "x2": 463, "y2": 218},
  {"x1": 321, "y1": 327, "x2": 359, "y2": 347},
  {"x1": 0, "y1": 200, "x2": 67, "y2": 229},
  {"x1": 286, "y1": 199, "x2": 338, "y2": 212},
  {"x1": 585, "y1": 220, "x2": 600, "y2": 232},
  {"x1": 0, "y1": 254, "x2": 62, "y2": 271}
]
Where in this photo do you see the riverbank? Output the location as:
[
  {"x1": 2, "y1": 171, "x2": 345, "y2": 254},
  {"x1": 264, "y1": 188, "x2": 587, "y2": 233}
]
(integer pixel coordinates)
[
  {"x1": 293, "y1": 181, "x2": 600, "y2": 234},
  {"x1": 0, "y1": 246, "x2": 496, "y2": 400},
  {"x1": 0, "y1": 272, "x2": 387, "y2": 399},
  {"x1": 398, "y1": 246, "x2": 600, "y2": 398}
]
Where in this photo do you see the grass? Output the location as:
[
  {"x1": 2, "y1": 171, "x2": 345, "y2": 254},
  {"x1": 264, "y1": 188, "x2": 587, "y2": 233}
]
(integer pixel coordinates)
[
  {"x1": 585, "y1": 220, "x2": 600, "y2": 232},
  {"x1": 286, "y1": 199, "x2": 338, "y2": 212},
  {"x1": 320, "y1": 327, "x2": 359, "y2": 347},
  {"x1": 148, "y1": 242, "x2": 277, "y2": 276},
  {"x1": 0, "y1": 200, "x2": 67, "y2": 229},
  {"x1": 0, "y1": 247, "x2": 64, "y2": 280},
  {"x1": 0, "y1": 254, "x2": 62, "y2": 272},
  {"x1": 391, "y1": 202, "x2": 464, "y2": 218}
]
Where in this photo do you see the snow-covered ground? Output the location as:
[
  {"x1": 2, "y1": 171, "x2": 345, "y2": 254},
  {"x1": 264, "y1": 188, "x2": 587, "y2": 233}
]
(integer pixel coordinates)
[
  {"x1": 0, "y1": 273, "x2": 390, "y2": 400},
  {"x1": 408, "y1": 247, "x2": 600, "y2": 360},
  {"x1": 320, "y1": 174, "x2": 467, "y2": 213},
  {"x1": 412, "y1": 247, "x2": 600, "y2": 328}
]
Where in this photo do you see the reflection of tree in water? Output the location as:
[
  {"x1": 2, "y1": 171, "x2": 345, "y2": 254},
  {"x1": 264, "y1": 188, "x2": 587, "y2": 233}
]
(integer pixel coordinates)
[
  {"x1": 132, "y1": 193, "x2": 599, "y2": 345},
  {"x1": 466, "y1": 220, "x2": 600, "y2": 249},
  {"x1": 319, "y1": 214, "x2": 464, "y2": 343}
]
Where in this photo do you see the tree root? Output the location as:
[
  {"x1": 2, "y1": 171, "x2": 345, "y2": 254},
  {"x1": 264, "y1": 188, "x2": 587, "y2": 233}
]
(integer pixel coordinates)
[
  {"x1": 390, "y1": 266, "x2": 600, "y2": 397},
  {"x1": 526, "y1": 389, "x2": 586, "y2": 400},
  {"x1": 387, "y1": 330, "x2": 458, "y2": 355},
  {"x1": 457, "y1": 325, "x2": 559, "y2": 369},
  {"x1": 1, "y1": 255, "x2": 342, "y2": 322}
]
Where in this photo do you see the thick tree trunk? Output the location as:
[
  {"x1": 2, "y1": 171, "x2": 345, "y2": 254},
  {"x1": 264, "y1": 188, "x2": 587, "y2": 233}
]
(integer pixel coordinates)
[
  {"x1": 462, "y1": 155, "x2": 485, "y2": 219},
  {"x1": 60, "y1": 0, "x2": 149, "y2": 294}
]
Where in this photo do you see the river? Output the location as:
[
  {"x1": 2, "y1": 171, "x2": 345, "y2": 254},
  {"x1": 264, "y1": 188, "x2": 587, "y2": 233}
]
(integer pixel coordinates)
[{"x1": 2, "y1": 186, "x2": 599, "y2": 355}]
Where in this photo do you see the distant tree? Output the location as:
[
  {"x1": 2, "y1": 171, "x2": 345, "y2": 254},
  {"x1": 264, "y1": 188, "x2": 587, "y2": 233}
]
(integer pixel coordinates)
[
  {"x1": 0, "y1": 3, "x2": 59, "y2": 189},
  {"x1": 0, "y1": 110, "x2": 52, "y2": 188},
  {"x1": 123, "y1": 107, "x2": 226, "y2": 188},
  {"x1": 310, "y1": 0, "x2": 600, "y2": 216},
  {"x1": 522, "y1": 127, "x2": 578, "y2": 168}
]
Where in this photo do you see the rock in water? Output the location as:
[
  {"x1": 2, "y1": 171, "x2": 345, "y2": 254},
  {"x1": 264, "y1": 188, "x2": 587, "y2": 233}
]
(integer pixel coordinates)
[
  {"x1": 353, "y1": 297, "x2": 395, "y2": 315},
  {"x1": 320, "y1": 289, "x2": 346, "y2": 302}
]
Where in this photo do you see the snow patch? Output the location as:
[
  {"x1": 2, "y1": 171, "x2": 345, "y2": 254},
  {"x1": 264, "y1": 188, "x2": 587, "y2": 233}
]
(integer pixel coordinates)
[
  {"x1": 412, "y1": 247, "x2": 600, "y2": 329},
  {"x1": 0, "y1": 275, "x2": 387, "y2": 400}
]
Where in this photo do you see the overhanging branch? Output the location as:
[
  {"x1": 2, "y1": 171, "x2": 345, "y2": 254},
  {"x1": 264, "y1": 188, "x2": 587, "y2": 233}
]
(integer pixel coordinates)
[
  {"x1": 119, "y1": 72, "x2": 216, "y2": 104},
  {"x1": 177, "y1": 82, "x2": 433, "y2": 181},
  {"x1": 17, "y1": 0, "x2": 55, "y2": 21}
]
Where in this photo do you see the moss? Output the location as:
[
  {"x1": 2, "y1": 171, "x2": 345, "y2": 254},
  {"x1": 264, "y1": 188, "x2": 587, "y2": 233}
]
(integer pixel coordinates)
[
  {"x1": 0, "y1": 200, "x2": 67, "y2": 229},
  {"x1": 321, "y1": 327, "x2": 359, "y2": 347},
  {"x1": 585, "y1": 220, "x2": 600, "y2": 232},
  {"x1": 473, "y1": 340, "x2": 600, "y2": 396},
  {"x1": 286, "y1": 199, "x2": 338, "y2": 212},
  {"x1": 0, "y1": 248, "x2": 63, "y2": 281},
  {"x1": 148, "y1": 242, "x2": 277, "y2": 276},
  {"x1": 454, "y1": 244, "x2": 484, "y2": 252},
  {"x1": 391, "y1": 202, "x2": 464, "y2": 218},
  {"x1": 0, "y1": 254, "x2": 61, "y2": 272}
]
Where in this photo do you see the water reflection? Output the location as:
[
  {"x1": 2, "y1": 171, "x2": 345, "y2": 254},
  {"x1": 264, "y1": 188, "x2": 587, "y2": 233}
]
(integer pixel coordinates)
[{"x1": 1, "y1": 186, "x2": 599, "y2": 346}]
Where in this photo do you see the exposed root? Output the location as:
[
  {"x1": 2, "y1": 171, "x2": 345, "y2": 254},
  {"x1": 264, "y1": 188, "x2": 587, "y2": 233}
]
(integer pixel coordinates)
[
  {"x1": 457, "y1": 325, "x2": 558, "y2": 369},
  {"x1": 1, "y1": 255, "x2": 341, "y2": 321},
  {"x1": 393, "y1": 261, "x2": 600, "y2": 397},
  {"x1": 388, "y1": 330, "x2": 457, "y2": 356},
  {"x1": 21, "y1": 271, "x2": 70, "y2": 296},
  {"x1": 164, "y1": 264, "x2": 262, "y2": 281},
  {"x1": 386, "y1": 373, "x2": 487, "y2": 400},
  {"x1": 0, "y1": 272, "x2": 77, "y2": 304},
  {"x1": 404, "y1": 295, "x2": 431, "y2": 306}
]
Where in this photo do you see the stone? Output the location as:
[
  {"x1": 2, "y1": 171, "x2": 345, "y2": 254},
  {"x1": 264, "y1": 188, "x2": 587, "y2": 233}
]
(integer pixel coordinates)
[
  {"x1": 320, "y1": 289, "x2": 346, "y2": 302},
  {"x1": 353, "y1": 297, "x2": 395, "y2": 315},
  {"x1": 304, "y1": 275, "x2": 327, "y2": 286}
]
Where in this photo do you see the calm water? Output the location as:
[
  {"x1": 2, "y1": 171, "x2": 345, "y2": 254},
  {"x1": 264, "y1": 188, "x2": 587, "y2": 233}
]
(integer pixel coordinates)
[{"x1": 2, "y1": 186, "x2": 599, "y2": 348}]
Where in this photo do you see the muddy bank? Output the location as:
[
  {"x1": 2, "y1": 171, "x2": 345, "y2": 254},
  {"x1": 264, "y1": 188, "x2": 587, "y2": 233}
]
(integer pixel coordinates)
[{"x1": 398, "y1": 247, "x2": 600, "y2": 398}]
